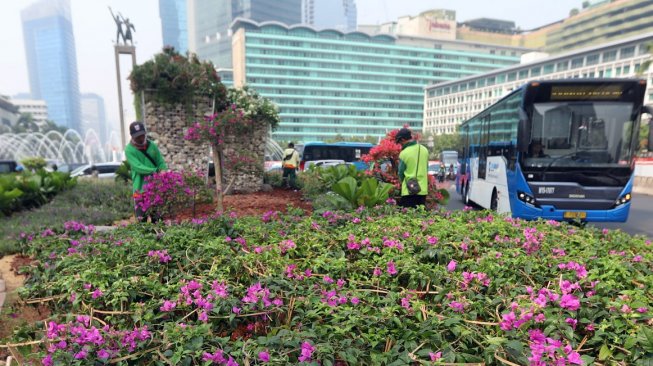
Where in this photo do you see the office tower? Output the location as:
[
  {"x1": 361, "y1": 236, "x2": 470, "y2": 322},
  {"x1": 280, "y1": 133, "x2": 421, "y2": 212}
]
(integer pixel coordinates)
[
  {"x1": 159, "y1": 0, "x2": 188, "y2": 53},
  {"x1": 188, "y1": 0, "x2": 302, "y2": 68},
  {"x1": 81, "y1": 93, "x2": 108, "y2": 144},
  {"x1": 302, "y1": 0, "x2": 357, "y2": 31},
  {"x1": 21, "y1": 0, "x2": 81, "y2": 132}
]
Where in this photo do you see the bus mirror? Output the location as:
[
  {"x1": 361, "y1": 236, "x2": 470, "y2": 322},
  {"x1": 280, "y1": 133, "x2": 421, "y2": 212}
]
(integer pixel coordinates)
[
  {"x1": 517, "y1": 109, "x2": 530, "y2": 152},
  {"x1": 644, "y1": 105, "x2": 653, "y2": 150}
]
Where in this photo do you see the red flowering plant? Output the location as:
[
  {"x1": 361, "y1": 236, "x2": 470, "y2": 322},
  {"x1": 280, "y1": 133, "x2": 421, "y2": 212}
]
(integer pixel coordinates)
[{"x1": 362, "y1": 127, "x2": 449, "y2": 208}]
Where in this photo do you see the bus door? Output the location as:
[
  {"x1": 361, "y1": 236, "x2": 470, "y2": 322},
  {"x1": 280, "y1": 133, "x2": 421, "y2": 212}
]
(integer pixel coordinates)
[{"x1": 478, "y1": 114, "x2": 490, "y2": 179}]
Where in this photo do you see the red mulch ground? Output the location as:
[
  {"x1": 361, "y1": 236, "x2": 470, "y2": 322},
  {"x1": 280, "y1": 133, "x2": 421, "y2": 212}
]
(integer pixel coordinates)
[{"x1": 174, "y1": 188, "x2": 312, "y2": 221}]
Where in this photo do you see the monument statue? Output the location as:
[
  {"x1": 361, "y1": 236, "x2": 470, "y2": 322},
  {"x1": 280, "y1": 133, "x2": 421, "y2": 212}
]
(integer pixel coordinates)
[
  {"x1": 121, "y1": 15, "x2": 136, "y2": 45},
  {"x1": 108, "y1": 7, "x2": 125, "y2": 44}
]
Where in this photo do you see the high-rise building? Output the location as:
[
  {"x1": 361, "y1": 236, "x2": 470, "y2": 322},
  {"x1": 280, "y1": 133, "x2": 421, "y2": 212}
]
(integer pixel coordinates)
[
  {"x1": 231, "y1": 19, "x2": 529, "y2": 142},
  {"x1": 21, "y1": 0, "x2": 81, "y2": 132},
  {"x1": 80, "y1": 93, "x2": 108, "y2": 144},
  {"x1": 159, "y1": 0, "x2": 188, "y2": 54},
  {"x1": 302, "y1": 0, "x2": 357, "y2": 31},
  {"x1": 423, "y1": 32, "x2": 653, "y2": 135},
  {"x1": 188, "y1": 0, "x2": 302, "y2": 68}
]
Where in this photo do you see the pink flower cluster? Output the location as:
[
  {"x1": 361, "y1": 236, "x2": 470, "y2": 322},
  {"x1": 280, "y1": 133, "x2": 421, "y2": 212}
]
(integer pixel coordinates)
[
  {"x1": 557, "y1": 261, "x2": 588, "y2": 279},
  {"x1": 242, "y1": 282, "x2": 283, "y2": 308},
  {"x1": 279, "y1": 239, "x2": 296, "y2": 254},
  {"x1": 148, "y1": 249, "x2": 172, "y2": 263},
  {"x1": 298, "y1": 341, "x2": 316, "y2": 362},
  {"x1": 460, "y1": 271, "x2": 491, "y2": 289},
  {"x1": 43, "y1": 318, "x2": 151, "y2": 365},
  {"x1": 528, "y1": 329, "x2": 582, "y2": 365},
  {"x1": 261, "y1": 210, "x2": 279, "y2": 222},
  {"x1": 63, "y1": 221, "x2": 95, "y2": 234},
  {"x1": 285, "y1": 264, "x2": 313, "y2": 280},
  {"x1": 184, "y1": 105, "x2": 247, "y2": 145},
  {"x1": 202, "y1": 349, "x2": 239, "y2": 366},
  {"x1": 522, "y1": 227, "x2": 544, "y2": 255}
]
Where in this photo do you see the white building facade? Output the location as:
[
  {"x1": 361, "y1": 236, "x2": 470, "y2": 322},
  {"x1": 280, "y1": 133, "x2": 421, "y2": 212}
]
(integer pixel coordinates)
[
  {"x1": 424, "y1": 32, "x2": 653, "y2": 135},
  {"x1": 12, "y1": 98, "x2": 49, "y2": 127}
]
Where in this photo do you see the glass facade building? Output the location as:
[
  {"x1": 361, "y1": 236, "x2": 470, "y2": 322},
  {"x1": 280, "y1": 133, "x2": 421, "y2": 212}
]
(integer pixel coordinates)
[
  {"x1": 188, "y1": 0, "x2": 301, "y2": 68},
  {"x1": 231, "y1": 19, "x2": 524, "y2": 142},
  {"x1": 302, "y1": 0, "x2": 357, "y2": 32},
  {"x1": 159, "y1": 0, "x2": 188, "y2": 54},
  {"x1": 21, "y1": 0, "x2": 81, "y2": 132},
  {"x1": 424, "y1": 32, "x2": 653, "y2": 135}
]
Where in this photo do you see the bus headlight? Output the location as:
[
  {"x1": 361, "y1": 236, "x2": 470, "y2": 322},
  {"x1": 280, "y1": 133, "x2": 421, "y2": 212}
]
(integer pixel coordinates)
[
  {"x1": 614, "y1": 193, "x2": 632, "y2": 207},
  {"x1": 518, "y1": 191, "x2": 537, "y2": 206}
]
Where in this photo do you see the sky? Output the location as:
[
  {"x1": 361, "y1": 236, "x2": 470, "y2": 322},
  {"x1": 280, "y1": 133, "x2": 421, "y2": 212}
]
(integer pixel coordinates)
[{"x1": 0, "y1": 0, "x2": 576, "y2": 132}]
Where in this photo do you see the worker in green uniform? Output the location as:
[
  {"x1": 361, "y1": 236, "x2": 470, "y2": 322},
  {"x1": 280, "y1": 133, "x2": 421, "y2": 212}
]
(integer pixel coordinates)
[{"x1": 124, "y1": 121, "x2": 167, "y2": 221}]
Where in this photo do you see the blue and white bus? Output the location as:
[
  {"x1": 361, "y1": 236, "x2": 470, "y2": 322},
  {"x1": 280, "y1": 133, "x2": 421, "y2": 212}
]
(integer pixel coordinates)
[{"x1": 456, "y1": 79, "x2": 652, "y2": 222}]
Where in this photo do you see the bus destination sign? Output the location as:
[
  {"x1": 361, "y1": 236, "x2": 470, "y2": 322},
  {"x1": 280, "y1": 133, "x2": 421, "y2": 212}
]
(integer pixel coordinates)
[{"x1": 550, "y1": 85, "x2": 623, "y2": 100}]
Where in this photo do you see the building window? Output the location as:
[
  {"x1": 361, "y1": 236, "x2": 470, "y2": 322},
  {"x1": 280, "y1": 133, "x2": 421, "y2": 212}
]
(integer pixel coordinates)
[
  {"x1": 531, "y1": 67, "x2": 541, "y2": 77},
  {"x1": 620, "y1": 46, "x2": 636, "y2": 59},
  {"x1": 543, "y1": 64, "x2": 554, "y2": 74},
  {"x1": 557, "y1": 61, "x2": 568, "y2": 71},
  {"x1": 507, "y1": 72, "x2": 516, "y2": 81},
  {"x1": 518, "y1": 70, "x2": 529, "y2": 79},
  {"x1": 571, "y1": 58, "x2": 584, "y2": 69},
  {"x1": 603, "y1": 50, "x2": 617, "y2": 62},
  {"x1": 586, "y1": 54, "x2": 599, "y2": 66}
]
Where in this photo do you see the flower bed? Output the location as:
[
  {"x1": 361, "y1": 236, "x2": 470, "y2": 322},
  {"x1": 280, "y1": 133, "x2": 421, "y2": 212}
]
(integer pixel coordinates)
[{"x1": 2, "y1": 207, "x2": 652, "y2": 365}]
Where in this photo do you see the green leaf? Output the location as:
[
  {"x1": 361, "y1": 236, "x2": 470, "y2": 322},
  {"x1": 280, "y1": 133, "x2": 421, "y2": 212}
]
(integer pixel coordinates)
[
  {"x1": 599, "y1": 344, "x2": 612, "y2": 361},
  {"x1": 638, "y1": 327, "x2": 653, "y2": 353}
]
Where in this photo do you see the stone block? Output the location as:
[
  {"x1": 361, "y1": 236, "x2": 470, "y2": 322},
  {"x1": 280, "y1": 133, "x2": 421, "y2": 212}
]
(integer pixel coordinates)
[{"x1": 0, "y1": 279, "x2": 5, "y2": 292}]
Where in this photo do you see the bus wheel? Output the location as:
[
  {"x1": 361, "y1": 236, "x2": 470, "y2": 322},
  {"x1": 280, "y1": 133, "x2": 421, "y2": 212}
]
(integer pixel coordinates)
[
  {"x1": 463, "y1": 184, "x2": 471, "y2": 205},
  {"x1": 490, "y1": 189, "x2": 498, "y2": 211}
]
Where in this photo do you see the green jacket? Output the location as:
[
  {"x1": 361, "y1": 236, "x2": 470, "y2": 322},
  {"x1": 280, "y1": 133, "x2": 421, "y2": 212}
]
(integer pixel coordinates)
[
  {"x1": 398, "y1": 141, "x2": 429, "y2": 196},
  {"x1": 124, "y1": 140, "x2": 168, "y2": 193}
]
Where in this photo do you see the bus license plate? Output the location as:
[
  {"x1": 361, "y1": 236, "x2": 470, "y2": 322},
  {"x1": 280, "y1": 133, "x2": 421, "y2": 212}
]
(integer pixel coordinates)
[{"x1": 563, "y1": 211, "x2": 587, "y2": 219}]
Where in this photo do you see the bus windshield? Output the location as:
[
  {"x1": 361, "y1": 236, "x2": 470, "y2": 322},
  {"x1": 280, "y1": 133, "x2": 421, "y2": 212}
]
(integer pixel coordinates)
[{"x1": 524, "y1": 102, "x2": 636, "y2": 169}]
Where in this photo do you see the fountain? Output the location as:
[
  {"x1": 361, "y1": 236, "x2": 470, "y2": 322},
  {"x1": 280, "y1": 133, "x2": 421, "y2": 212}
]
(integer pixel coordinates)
[{"x1": 0, "y1": 128, "x2": 119, "y2": 164}]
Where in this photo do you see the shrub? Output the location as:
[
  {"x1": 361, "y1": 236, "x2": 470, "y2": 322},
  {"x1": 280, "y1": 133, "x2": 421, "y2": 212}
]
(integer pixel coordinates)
[
  {"x1": 0, "y1": 180, "x2": 132, "y2": 255},
  {"x1": 20, "y1": 157, "x2": 47, "y2": 171},
  {"x1": 135, "y1": 169, "x2": 212, "y2": 219},
  {"x1": 0, "y1": 170, "x2": 76, "y2": 216},
  {"x1": 263, "y1": 171, "x2": 284, "y2": 188},
  {"x1": 7, "y1": 209, "x2": 653, "y2": 364}
]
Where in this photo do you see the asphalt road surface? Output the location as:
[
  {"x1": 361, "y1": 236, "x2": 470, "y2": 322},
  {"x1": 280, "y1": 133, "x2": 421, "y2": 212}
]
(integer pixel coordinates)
[{"x1": 441, "y1": 183, "x2": 653, "y2": 238}]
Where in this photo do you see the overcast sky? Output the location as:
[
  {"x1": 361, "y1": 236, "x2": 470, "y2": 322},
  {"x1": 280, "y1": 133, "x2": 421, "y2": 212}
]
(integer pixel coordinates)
[{"x1": 0, "y1": 0, "x2": 576, "y2": 130}]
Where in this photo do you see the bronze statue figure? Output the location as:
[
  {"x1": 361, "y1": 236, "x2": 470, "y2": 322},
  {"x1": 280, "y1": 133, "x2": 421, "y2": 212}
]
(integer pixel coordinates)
[
  {"x1": 108, "y1": 7, "x2": 125, "y2": 44},
  {"x1": 121, "y1": 15, "x2": 136, "y2": 45}
]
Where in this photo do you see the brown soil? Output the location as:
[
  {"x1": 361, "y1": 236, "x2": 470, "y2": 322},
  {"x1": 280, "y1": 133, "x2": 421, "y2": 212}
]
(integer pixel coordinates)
[
  {"x1": 0, "y1": 255, "x2": 49, "y2": 360},
  {"x1": 175, "y1": 188, "x2": 312, "y2": 220}
]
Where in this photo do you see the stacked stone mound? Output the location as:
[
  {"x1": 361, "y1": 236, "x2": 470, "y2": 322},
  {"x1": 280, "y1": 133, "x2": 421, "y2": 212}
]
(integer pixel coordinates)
[{"x1": 143, "y1": 93, "x2": 266, "y2": 193}]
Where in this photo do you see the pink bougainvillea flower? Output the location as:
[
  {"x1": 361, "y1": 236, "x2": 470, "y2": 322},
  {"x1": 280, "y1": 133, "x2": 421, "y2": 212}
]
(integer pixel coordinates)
[
  {"x1": 298, "y1": 341, "x2": 315, "y2": 362},
  {"x1": 259, "y1": 351, "x2": 270, "y2": 362},
  {"x1": 429, "y1": 352, "x2": 442, "y2": 361},
  {"x1": 447, "y1": 260, "x2": 457, "y2": 272},
  {"x1": 559, "y1": 294, "x2": 581, "y2": 311},
  {"x1": 387, "y1": 261, "x2": 398, "y2": 275}
]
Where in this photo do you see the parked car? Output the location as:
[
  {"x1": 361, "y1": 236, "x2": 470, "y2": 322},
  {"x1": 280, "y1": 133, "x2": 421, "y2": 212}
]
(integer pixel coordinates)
[
  {"x1": 0, "y1": 160, "x2": 18, "y2": 174},
  {"x1": 70, "y1": 162, "x2": 122, "y2": 179},
  {"x1": 58, "y1": 162, "x2": 87, "y2": 174}
]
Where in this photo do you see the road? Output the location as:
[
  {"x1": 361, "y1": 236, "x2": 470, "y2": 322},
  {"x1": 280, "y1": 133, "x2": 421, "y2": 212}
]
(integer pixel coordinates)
[{"x1": 440, "y1": 183, "x2": 653, "y2": 238}]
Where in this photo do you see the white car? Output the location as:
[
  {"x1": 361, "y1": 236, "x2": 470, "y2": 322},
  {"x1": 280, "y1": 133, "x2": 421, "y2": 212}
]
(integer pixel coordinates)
[
  {"x1": 304, "y1": 159, "x2": 348, "y2": 170},
  {"x1": 71, "y1": 162, "x2": 122, "y2": 179}
]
